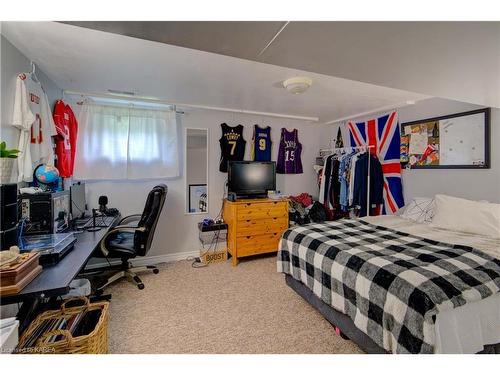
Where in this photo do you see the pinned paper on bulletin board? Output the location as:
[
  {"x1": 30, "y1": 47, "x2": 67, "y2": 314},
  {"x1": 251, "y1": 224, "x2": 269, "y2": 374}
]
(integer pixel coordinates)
[
  {"x1": 408, "y1": 132, "x2": 428, "y2": 155},
  {"x1": 402, "y1": 121, "x2": 439, "y2": 167}
]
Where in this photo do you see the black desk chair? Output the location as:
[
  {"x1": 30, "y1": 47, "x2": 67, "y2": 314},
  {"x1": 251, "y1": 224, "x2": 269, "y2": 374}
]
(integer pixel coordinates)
[{"x1": 95, "y1": 184, "x2": 167, "y2": 293}]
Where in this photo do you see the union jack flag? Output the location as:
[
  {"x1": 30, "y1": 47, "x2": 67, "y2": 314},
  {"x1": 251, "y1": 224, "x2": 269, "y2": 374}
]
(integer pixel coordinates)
[{"x1": 347, "y1": 111, "x2": 405, "y2": 214}]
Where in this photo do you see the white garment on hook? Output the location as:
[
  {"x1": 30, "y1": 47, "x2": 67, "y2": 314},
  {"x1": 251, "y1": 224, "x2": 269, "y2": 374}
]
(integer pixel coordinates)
[
  {"x1": 318, "y1": 156, "x2": 327, "y2": 204},
  {"x1": 348, "y1": 153, "x2": 360, "y2": 206},
  {"x1": 12, "y1": 72, "x2": 57, "y2": 182}
]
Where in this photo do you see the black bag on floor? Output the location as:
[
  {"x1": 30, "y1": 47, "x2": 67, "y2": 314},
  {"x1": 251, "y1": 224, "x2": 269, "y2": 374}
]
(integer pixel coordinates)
[{"x1": 309, "y1": 202, "x2": 327, "y2": 223}]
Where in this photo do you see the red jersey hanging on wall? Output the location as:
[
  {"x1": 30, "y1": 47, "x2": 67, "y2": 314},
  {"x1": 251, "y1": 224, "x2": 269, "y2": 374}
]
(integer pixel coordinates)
[{"x1": 53, "y1": 100, "x2": 78, "y2": 177}]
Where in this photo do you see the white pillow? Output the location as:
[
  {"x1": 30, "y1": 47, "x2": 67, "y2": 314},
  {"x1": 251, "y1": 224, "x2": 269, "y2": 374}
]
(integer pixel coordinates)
[
  {"x1": 400, "y1": 197, "x2": 436, "y2": 224},
  {"x1": 431, "y1": 194, "x2": 500, "y2": 239}
]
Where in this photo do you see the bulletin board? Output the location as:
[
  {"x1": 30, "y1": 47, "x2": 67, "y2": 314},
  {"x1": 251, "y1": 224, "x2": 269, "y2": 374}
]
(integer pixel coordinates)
[{"x1": 400, "y1": 108, "x2": 490, "y2": 169}]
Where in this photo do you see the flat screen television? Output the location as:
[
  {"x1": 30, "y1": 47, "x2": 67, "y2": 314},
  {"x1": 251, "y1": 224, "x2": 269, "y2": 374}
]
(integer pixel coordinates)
[{"x1": 228, "y1": 161, "x2": 276, "y2": 199}]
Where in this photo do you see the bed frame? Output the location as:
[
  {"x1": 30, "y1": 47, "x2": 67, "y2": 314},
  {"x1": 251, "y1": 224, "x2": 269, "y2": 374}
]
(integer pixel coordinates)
[{"x1": 285, "y1": 275, "x2": 500, "y2": 354}]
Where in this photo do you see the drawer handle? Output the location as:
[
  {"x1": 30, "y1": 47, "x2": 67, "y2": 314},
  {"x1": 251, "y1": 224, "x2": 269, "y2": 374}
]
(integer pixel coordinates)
[
  {"x1": 246, "y1": 236, "x2": 251, "y2": 239},
  {"x1": 273, "y1": 233, "x2": 277, "y2": 235},
  {"x1": 246, "y1": 220, "x2": 251, "y2": 222}
]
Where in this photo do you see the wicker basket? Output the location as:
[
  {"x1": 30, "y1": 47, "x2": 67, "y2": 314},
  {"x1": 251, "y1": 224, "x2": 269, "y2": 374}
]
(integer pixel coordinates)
[{"x1": 17, "y1": 297, "x2": 109, "y2": 354}]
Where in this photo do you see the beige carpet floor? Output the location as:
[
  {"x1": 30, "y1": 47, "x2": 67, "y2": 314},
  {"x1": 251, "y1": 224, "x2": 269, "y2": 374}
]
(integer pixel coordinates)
[{"x1": 106, "y1": 254, "x2": 363, "y2": 354}]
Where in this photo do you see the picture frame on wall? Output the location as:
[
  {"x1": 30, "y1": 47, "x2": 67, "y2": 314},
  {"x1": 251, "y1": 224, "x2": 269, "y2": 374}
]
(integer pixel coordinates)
[
  {"x1": 188, "y1": 184, "x2": 208, "y2": 213},
  {"x1": 400, "y1": 108, "x2": 490, "y2": 169}
]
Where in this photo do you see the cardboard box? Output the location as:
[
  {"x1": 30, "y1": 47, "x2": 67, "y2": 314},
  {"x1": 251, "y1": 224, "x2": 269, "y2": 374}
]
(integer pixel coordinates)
[{"x1": 200, "y1": 248, "x2": 227, "y2": 265}]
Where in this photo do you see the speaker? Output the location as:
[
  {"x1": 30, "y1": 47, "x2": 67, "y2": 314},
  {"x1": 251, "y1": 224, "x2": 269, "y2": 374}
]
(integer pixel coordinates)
[
  {"x1": 1, "y1": 183, "x2": 17, "y2": 204},
  {"x1": 1, "y1": 202, "x2": 18, "y2": 231},
  {"x1": 227, "y1": 192, "x2": 237, "y2": 202},
  {"x1": 1, "y1": 184, "x2": 18, "y2": 230},
  {"x1": 0, "y1": 226, "x2": 18, "y2": 250},
  {"x1": 1, "y1": 183, "x2": 18, "y2": 249}
]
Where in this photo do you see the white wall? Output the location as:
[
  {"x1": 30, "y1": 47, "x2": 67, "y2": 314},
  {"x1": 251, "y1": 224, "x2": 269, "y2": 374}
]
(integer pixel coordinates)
[
  {"x1": 324, "y1": 97, "x2": 500, "y2": 204},
  {"x1": 0, "y1": 35, "x2": 62, "y2": 181},
  {"x1": 83, "y1": 109, "x2": 326, "y2": 258},
  {"x1": 399, "y1": 99, "x2": 500, "y2": 203}
]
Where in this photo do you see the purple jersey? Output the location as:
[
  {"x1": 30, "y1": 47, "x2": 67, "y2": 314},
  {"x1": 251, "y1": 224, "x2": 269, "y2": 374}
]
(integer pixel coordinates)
[{"x1": 276, "y1": 128, "x2": 303, "y2": 174}]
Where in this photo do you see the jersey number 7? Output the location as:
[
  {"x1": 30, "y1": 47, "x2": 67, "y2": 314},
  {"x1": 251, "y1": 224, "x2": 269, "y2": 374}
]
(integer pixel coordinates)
[{"x1": 228, "y1": 141, "x2": 237, "y2": 155}]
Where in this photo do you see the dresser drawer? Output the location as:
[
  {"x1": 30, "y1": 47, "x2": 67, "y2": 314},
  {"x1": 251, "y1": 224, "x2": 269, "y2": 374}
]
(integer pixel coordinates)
[
  {"x1": 236, "y1": 203, "x2": 287, "y2": 221},
  {"x1": 236, "y1": 232, "x2": 282, "y2": 257},
  {"x1": 236, "y1": 218, "x2": 288, "y2": 236}
]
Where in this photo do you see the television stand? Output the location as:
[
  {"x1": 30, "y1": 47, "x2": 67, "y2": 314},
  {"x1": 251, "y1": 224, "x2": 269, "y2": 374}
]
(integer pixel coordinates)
[{"x1": 222, "y1": 198, "x2": 289, "y2": 266}]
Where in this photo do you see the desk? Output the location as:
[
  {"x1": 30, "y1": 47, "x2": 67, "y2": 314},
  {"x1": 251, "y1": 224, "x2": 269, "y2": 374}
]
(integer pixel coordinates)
[{"x1": 0, "y1": 216, "x2": 119, "y2": 305}]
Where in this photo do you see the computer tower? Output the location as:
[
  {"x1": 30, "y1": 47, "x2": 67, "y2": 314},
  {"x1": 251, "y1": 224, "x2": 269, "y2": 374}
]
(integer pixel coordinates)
[
  {"x1": 20, "y1": 190, "x2": 70, "y2": 235},
  {"x1": 0, "y1": 183, "x2": 18, "y2": 250}
]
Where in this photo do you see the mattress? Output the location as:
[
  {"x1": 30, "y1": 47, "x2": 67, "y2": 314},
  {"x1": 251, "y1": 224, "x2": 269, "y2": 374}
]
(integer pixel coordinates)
[{"x1": 363, "y1": 215, "x2": 500, "y2": 353}]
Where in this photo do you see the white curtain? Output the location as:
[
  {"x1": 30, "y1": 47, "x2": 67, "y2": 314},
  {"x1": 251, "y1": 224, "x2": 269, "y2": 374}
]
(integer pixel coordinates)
[{"x1": 74, "y1": 103, "x2": 179, "y2": 180}]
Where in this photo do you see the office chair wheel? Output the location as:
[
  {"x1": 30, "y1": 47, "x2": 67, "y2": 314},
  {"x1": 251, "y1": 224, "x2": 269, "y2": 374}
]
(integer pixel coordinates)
[
  {"x1": 137, "y1": 283, "x2": 145, "y2": 290},
  {"x1": 153, "y1": 268, "x2": 159, "y2": 274}
]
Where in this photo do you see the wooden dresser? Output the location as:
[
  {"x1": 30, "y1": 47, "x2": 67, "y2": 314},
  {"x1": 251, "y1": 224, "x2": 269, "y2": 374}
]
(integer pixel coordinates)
[{"x1": 222, "y1": 198, "x2": 289, "y2": 266}]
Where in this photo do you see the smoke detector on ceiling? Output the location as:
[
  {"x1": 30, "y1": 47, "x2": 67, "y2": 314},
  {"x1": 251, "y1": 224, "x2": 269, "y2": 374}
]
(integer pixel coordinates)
[{"x1": 283, "y1": 76, "x2": 313, "y2": 94}]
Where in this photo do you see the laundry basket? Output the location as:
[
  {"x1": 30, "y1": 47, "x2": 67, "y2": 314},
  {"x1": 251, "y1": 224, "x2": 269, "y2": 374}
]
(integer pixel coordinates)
[{"x1": 17, "y1": 297, "x2": 109, "y2": 354}]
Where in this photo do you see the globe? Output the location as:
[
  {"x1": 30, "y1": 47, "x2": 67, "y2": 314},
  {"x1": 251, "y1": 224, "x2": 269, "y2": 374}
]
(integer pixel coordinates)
[{"x1": 34, "y1": 164, "x2": 60, "y2": 184}]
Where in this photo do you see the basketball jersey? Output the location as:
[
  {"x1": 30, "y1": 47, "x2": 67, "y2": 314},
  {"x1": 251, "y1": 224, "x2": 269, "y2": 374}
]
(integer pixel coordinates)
[
  {"x1": 53, "y1": 100, "x2": 78, "y2": 177},
  {"x1": 277, "y1": 128, "x2": 303, "y2": 174},
  {"x1": 219, "y1": 123, "x2": 246, "y2": 172},
  {"x1": 250, "y1": 125, "x2": 272, "y2": 162}
]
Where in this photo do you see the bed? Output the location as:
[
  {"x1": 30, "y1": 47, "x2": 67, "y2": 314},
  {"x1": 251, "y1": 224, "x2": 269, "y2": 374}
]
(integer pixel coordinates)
[{"x1": 277, "y1": 215, "x2": 500, "y2": 354}]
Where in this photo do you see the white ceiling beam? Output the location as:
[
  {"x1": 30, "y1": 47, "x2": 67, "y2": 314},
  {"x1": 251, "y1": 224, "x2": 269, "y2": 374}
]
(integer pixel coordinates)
[
  {"x1": 257, "y1": 21, "x2": 289, "y2": 57},
  {"x1": 64, "y1": 90, "x2": 320, "y2": 122},
  {"x1": 322, "y1": 99, "x2": 426, "y2": 125}
]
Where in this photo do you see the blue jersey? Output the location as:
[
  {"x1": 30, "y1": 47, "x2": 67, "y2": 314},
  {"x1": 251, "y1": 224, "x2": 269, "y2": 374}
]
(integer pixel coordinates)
[{"x1": 251, "y1": 125, "x2": 272, "y2": 161}]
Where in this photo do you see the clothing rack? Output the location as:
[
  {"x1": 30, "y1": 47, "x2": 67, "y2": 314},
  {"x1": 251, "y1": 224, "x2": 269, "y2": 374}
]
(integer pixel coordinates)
[{"x1": 320, "y1": 145, "x2": 376, "y2": 217}]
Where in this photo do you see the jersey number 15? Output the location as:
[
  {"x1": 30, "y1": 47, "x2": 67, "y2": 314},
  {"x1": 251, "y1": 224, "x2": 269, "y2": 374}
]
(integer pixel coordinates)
[{"x1": 285, "y1": 150, "x2": 295, "y2": 162}]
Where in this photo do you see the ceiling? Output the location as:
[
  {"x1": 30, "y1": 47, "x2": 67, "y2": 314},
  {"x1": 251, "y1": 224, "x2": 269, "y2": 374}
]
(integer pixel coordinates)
[
  {"x1": 63, "y1": 21, "x2": 287, "y2": 60},
  {"x1": 64, "y1": 21, "x2": 500, "y2": 108},
  {"x1": 1, "y1": 22, "x2": 432, "y2": 122}
]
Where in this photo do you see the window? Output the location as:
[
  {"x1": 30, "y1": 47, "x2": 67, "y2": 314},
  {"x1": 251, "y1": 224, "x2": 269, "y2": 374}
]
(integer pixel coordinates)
[{"x1": 74, "y1": 103, "x2": 179, "y2": 180}]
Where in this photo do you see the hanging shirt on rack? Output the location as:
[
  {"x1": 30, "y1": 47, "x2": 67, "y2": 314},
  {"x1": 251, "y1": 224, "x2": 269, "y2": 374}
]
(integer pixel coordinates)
[
  {"x1": 327, "y1": 157, "x2": 341, "y2": 209},
  {"x1": 320, "y1": 155, "x2": 334, "y2": 207},
  {"x1": 318, "y1": 154, "x2": 341, "y2": 211},
  {"x1": 352, "y1": 153, "x2": 384, "y2": 217},
  {"x1": 318, "y1": 161, "x2": 327, "y2": 205},
  {"x1": 338, "y1": 151, "x2": 355, "y2": 211},
  {"x1": 348, "y1": 153, "x2": 359, "y2": 207},
  {"x1": 12, "y1": 72, "x2": 57, "y2": 182}
]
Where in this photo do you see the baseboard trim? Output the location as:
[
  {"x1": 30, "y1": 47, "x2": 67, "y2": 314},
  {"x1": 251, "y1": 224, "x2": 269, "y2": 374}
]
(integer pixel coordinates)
[{"x1": 85, "y1": 250, "x2": 200, "y2": 270}]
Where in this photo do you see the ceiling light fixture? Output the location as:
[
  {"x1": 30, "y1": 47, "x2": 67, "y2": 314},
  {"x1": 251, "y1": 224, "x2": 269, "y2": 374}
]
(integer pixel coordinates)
[{"x1": 283, "y1": 76, "x2": 313, "y2": 95}]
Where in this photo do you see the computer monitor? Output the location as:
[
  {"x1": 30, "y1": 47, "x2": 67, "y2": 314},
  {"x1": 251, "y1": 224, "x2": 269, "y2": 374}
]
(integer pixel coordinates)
[{"x1": 70, "y1": 183, "x2": 87, "y2": 219}]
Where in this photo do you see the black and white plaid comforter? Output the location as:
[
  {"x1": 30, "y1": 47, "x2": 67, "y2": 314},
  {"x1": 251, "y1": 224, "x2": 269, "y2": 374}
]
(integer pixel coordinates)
[{"x1": 277, "y1": 219, "x2": 500, "y2": 353}]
